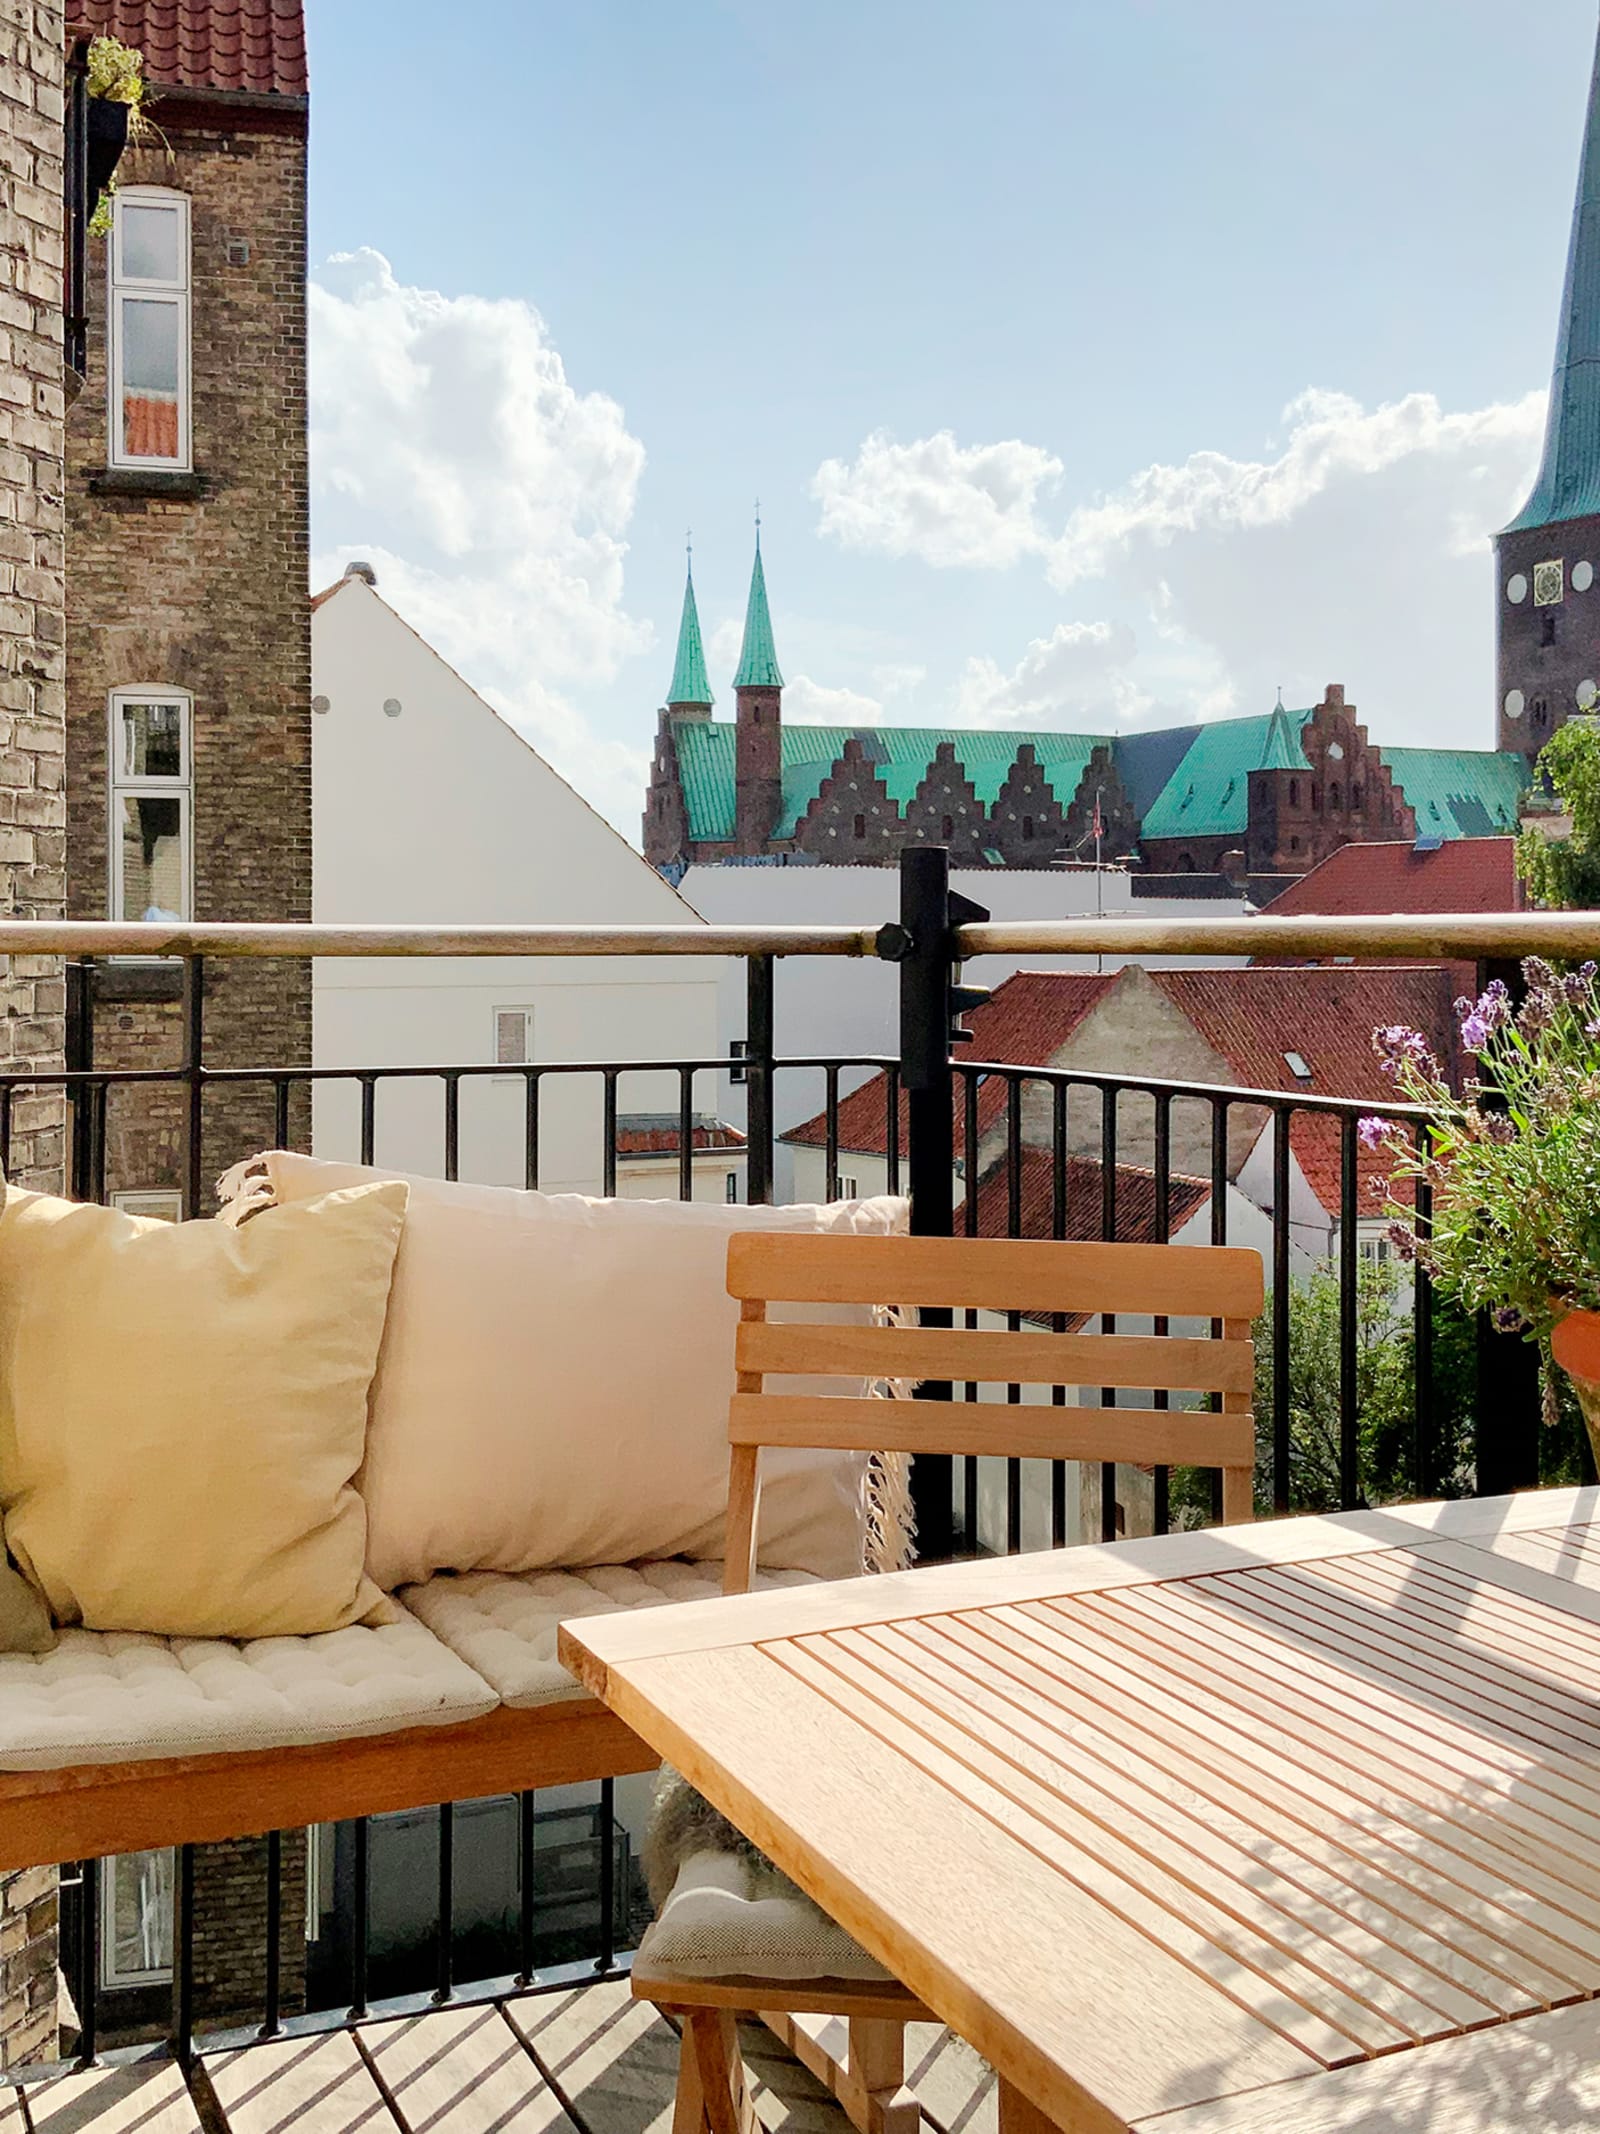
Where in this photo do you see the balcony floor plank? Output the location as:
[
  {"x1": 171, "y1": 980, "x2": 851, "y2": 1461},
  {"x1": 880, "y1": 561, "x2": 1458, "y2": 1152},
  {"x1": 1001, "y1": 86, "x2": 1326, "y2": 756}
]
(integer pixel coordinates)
[
  {"x1": 204, "y1": 2030, "x2": 398, "y2": 2134},
  {"x1": 25, "y1": 2062, "x2": 200, "y2": 2134}
]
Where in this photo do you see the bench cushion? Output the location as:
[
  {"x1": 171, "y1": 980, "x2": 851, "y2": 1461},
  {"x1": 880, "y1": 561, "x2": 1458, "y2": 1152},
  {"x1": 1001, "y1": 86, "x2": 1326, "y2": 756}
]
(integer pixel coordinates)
[
  {"x1": 0, "y1": 1607, "x2": 497, "y2": 1770},
  {"x1": 404, "y1": 1560, "x2": 817, "y2": 1708},
  {"x1": 636, "y1": 1850, "x2": 892, "y2": 1983}
]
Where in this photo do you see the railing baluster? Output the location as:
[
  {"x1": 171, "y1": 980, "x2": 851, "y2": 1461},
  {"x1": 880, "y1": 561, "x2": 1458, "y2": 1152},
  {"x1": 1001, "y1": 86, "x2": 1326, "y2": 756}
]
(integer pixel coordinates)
[
  {"x1": 443, "y1": 1072, "x2": 461, "y2": 1183},
  {"x1": 745, "y1": 956, "x2": 775, "y2": 1205},
  {"x1": 349, "y1": 1815, "x2": 369, "y2": 2019},
  {"x1": 1050, "y1": 1081, "x2": 1068, "y2": 1548},
  {"x1": 1413, "y1": 1128, "x2": 1434, "y2": 1499},
  {"x1": 679, "y1": 1067, "x2": 694, "y2": 1201},
  {"x1": 1340, "y1": 1113, "x2": 1359, "y2": 1510},
  {"x1": 824, "y1": 1065, "x2": 840, "y2": 1202},
  {"x1": 171, "y1": 1842, "x2": 195, "y2": 2068},
  {"x1": 359, "y1": 1074, "x2": 376, "y2": 1165},
  {"x1": 885, "y1": 1064, "x2": 901, "y2": 1197},
  {"x1": 1272, "y1": 1105, "x2": 1292, "y2": 1514},
  {"x1": 0, "y1": 1083, "x2": 11, "y2": 1183},
  {"x1": 90, "y1": 1078, "x2": 108, "y2": 1203},
  {"x1": 525, "y1": 1070, "x2": 541, "y2": 1191},
  {"x1": 603, "y1": 1070, "x2": 618, "y2": 1197},
  {"x1": 595, "y1": 1778, "x2": 616, "y2": 1975},
  {"x1": 260, "y1": 1828, "x2": 282, "y2": 2039},
  {"x1": 434, "y1": 1802, "x2": 454, "y2": 2002},
  {"x1": 517, "y1": 1788, "x2": 537, "y2": 1986},
  {"x1": 1152, "y1": 1093, "x2": 1172, "y2": 1537},
  {"x1": 1099, "y1": 1086, "x2": 1119, "y2": 1542},
  {"x1": 75, "y1": 1855, "x2": 99, "y2": 2067},
  {"x1": 182, "y1": 957, "x2": 204, "y2": 1218},
  {"x1": 1004, "y1": 1077, "x2": 1023, "y2": 1552},
  {"x1": 273, "y1": 1075, "x2": 290, "y2": 1149},
  {"x1": 1209, "y1": 1099, "x2": 1229, "y2": 1525}
]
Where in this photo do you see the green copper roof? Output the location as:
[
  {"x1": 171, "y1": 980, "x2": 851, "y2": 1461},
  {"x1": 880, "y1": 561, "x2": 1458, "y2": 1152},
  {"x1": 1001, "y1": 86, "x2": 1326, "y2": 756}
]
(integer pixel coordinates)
[
  {"x1": 1141, "y1": 707, "x2": 1315, "y2": 841},
  {"x1": 1384, "y1": 748, "x2": 1527, "y2": 838},
  {"x1": 667, "y1": 565, "x2": 712, "y2": 707},
  {"x1": 1504, "y1": 19, "x2": 1600, "y2": 534},
  {"x1": 670, "y1": 723, "x2": 1113, "y2": 845},
  {"x1": 733, "y1": 545, "x2": 784, "y2": 689}
]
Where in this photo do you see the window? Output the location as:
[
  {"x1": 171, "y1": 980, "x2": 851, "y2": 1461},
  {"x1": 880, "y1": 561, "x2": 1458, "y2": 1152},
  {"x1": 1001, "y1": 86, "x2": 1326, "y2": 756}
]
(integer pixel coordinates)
[
  {"x1": 493, "y1": 1006, "x2": 535, "y2": 1076},
  {"x1": 1311, "y1": 784, "x2": 1322, "y2": 812},
  {"x1": 101, "y1": 1849, "x2": 173, "y2": 1988},
  {"x1": 941, "y1": 815, "x2": 955, "y2": 840},
  {"x1": 109, "y1": 690, "x2": 190, "y2": 923},
  {"x1": 853, "y1": 813, "x2": 866, "y2": 840},
  {"x1": 1283, "y1": 1050, "x2": 1313, "y2": 1080},
  {"x1": 1358, "y1": 1228, "x2": 1393, "y2": 1265},
  {"x1": 111, "y1": 1189, "x2": 181, "y2": 1222},
  {"x1": 1288, "y1": 779, "x2": 1299, "y2": 808},
  {"x1": 836, "y1": 1174, "x2": 858, "y2": 1200},
  {"x1": 725, "y1": 1171, "x2": 738, "y2": 1203},
  {"x1": 1329, "y1": 782, "x2": 1342, "y2": 812},
  {"x1": 109, "y1": 189, "x2": 190, "y2": 469},
  {"x1": 728, "y1": 1038, "x2": 748, "y2": 1086},
  {"x1": 1022, "y1": 815, "x2": 1035, "y2": 840}
]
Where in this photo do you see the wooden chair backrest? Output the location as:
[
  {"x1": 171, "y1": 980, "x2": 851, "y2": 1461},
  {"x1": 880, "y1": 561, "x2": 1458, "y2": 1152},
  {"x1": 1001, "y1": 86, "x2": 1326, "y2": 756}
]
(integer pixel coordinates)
[{"x1": 722, "y1": 1231, "x2": 1263, "y2": 1593}]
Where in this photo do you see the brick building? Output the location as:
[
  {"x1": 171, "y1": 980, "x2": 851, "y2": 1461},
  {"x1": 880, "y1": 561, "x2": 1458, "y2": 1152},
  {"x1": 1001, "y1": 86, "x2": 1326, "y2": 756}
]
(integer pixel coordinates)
[
  {"x1": 0, "y1": 0, "x2": 70, "y2": 2071},
  {"x1": 643, "y1": 548, "x2": 1525, "y2": 888},
  {"x1": 64, "y1": 0, "x2": 311, "y2": 1207}
]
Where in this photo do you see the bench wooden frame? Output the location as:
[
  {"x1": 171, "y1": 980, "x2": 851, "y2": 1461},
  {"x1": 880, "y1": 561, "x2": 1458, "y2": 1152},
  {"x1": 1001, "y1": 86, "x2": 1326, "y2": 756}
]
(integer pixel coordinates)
[
  {"x1": 645, "y1": 1231, "x2": 1264, "y2": 2134},
  {"x1": 0, "y1": 1698, "x2": 656, "y2": 1875}
]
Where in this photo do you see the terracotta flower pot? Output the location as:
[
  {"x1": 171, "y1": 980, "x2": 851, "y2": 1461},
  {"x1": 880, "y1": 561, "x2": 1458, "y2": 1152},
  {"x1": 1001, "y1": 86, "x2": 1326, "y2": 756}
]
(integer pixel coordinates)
[{"x1": 1552, "y1": 1309, "x2": 1600, "y2": 1463}]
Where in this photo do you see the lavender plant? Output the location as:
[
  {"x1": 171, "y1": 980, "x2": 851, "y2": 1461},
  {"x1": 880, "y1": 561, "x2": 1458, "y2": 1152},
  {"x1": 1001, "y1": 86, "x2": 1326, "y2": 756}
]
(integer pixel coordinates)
[{"x1": 1360, "y1": 958, "x2": 1600, "y2": 1344}]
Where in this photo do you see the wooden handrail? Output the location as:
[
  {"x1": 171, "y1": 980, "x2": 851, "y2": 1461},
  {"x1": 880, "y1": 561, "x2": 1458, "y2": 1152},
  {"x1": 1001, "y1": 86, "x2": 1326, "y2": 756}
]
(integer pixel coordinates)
[{"x1": 957, "y1": 911, "x2": 1600, "y2": 960}]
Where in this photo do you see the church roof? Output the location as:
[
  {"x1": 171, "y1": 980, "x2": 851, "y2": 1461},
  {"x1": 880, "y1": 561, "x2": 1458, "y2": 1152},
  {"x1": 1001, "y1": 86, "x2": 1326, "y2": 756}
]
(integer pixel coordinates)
[
  {"x1": 667, "y1": 564, "x2": 712, "y2": 708},
  {"x1": 671, "y1": 721, "x2": 1115, "y2": 843},
  {"x1": 1383, "y1": 748, "x2": 1526, "y2": 838},
  {"x1": 1503, "y1": 17, "x2": 1600, "y2": 534},
  {"x1": 1140, "y1": 706, "x2": 1315, "y2": 841},
  {"x1": 733, "y1": 545, "x2": 784, "y2": 689}
]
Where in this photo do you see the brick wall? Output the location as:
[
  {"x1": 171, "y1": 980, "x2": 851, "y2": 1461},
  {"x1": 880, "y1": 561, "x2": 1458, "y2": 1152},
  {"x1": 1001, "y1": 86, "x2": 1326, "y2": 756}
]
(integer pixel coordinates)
[
  {"x1": 0, "y1": 0, "x2": 66, "y2": 2072},
  {"x1": 64, "y1": 107, "x2": 311, "y2": 1193}
]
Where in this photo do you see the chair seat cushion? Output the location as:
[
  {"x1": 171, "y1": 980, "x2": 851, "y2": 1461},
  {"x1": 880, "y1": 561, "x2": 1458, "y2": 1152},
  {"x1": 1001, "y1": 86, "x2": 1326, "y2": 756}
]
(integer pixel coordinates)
[
  {"x1": 404, "y1": 1560, "x2": 818, "y2": 1708},
  {"x1": 0, "y1": 1607, "x2": 497, "y2": 1770},
  {"x1": 635, "y1": 1850, "x2": 891, "y2": 1983}
]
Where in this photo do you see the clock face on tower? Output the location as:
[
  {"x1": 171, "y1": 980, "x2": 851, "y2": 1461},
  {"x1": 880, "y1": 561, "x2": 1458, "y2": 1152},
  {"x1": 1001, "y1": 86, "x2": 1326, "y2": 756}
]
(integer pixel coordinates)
[{"x1": 1534, "y1": 559, "x2": 1566, "y2": 607}]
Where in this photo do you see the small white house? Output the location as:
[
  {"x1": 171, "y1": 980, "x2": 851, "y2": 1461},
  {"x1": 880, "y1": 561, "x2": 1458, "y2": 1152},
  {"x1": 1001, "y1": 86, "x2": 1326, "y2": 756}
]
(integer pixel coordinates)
[{"x1": 310, "y1": 568, "x2": 735, "y2": 1198}]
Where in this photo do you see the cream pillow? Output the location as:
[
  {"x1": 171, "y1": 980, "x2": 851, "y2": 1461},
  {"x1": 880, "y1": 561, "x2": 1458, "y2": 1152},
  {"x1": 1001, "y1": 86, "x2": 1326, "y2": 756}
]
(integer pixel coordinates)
[
  {"x1": 0, "y1": 1182, "x2": 407, "y2": 1639},
  {"x1": 226, "y1": 1153, "x2": 907, "y2": 1590}
]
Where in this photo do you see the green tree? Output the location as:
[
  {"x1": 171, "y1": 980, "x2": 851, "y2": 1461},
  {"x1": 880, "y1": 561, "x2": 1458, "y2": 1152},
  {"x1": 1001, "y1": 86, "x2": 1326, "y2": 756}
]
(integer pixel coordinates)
[{"x1": 1516, "y1": 718, "x2": 1600, "y2": 908}]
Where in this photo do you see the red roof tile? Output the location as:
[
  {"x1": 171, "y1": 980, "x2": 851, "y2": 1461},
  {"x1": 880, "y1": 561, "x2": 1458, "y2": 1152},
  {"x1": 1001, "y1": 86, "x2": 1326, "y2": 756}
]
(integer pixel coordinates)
[
  {"x1": 784, "y1": 971, "x2": 1117, "y2": 1156},
  {"x1": 969, "y1": 1150, "x2": 1209, "y2": 1245},
  {"x1": 1260, "y1": 838, "x2": 1521, "y2": 919},
  {"x1": 614, "y1": 1117, "x2": 746, "y2": 1158},
  {"x1": 72, "y1": 0, "x2": 308, "y2": 97}
]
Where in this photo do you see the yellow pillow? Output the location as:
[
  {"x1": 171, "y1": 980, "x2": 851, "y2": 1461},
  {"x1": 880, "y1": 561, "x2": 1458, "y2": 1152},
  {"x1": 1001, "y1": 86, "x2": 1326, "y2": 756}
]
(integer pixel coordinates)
[{"x1": 0, "y1": 1181, "x2": 407, "y2": 1639}]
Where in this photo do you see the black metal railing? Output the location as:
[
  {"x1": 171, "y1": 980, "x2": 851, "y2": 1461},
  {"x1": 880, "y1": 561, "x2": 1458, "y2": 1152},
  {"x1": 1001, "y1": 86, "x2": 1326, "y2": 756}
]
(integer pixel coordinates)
[{"x1": 7, "y1": 851, "x2": 1598, "y2": 2067}]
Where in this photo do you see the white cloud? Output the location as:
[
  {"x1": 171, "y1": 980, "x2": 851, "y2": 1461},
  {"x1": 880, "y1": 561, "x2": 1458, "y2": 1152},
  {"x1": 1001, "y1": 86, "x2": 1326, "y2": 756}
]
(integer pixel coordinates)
[
  {"x1": 811, "y1": 429, "x2": 1062, "y2": 569},
  {"x1": 783, "y1": 675, "x2": 884, "y2": 726},
  {"x1": 951, "y1": 620, "x2": 1151, "y2": 730},
  {"x1": 310, "y1": 249, "x2": 651, "y2": 825},
  {"x1": 813, "y1": 390, "x2": 1546, "y2": 747}
]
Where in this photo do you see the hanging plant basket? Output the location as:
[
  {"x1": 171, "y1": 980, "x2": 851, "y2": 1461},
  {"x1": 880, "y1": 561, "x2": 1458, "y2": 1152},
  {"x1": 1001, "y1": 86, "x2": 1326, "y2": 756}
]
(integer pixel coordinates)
[{"x1": 87, "y1": 95, "x2": 130, "y2": 204}]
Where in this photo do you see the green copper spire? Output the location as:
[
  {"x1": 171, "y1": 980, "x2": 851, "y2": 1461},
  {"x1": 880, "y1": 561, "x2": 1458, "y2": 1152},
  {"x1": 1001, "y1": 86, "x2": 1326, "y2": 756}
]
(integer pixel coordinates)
[
  {"x1": 1504, "y1": 16, "x2": 1600, "y2": 533},
  {"x1": 733, "y1": 536, "x2": 784, "y2": 690},
  {"x1": 667, "y1": 552, "x2": 713, "y2": 708}
]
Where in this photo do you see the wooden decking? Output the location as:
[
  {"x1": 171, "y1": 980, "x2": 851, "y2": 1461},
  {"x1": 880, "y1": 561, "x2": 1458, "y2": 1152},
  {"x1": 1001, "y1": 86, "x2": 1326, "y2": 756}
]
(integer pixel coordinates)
[{"x1": 8, "y1": 1982, "x2": 995, "y2": 2134}]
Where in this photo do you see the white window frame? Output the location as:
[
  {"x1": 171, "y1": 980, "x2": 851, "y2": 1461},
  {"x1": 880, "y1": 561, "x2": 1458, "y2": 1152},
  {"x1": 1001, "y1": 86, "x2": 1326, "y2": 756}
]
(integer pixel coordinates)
[
  {"x1": 108, "y1": 687, "x2": 193, "y2": 928},
  {"x1": 108, "y1": 188, "x2": 192, "y2": 471},
  {"x1": 100, "y1": 1848, "x2": 174, "y2": 1989},
  {"x1": 493, "y1": 1005, "x2": 536, "y2": 1080},
  {"x1": 111, "y1": 1189, "x2": 183, "y2": 1222}
]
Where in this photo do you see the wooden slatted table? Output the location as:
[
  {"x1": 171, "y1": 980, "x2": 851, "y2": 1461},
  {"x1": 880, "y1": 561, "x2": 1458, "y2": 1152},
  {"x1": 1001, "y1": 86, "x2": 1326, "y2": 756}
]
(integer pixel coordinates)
[{"x1": 560, "y1": 1487, "x2": 1600, "y2": 2134}]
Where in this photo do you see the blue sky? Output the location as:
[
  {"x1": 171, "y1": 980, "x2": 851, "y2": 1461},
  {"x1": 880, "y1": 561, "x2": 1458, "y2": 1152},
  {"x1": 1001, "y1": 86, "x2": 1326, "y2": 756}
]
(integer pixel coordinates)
[{"x1": 305, "y1": 1, "x2": 1599, "y2": 830}]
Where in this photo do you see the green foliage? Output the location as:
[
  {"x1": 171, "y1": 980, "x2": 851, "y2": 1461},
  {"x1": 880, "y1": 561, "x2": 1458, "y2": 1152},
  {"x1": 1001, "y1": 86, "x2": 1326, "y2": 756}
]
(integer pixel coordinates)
[
  {"x1": 1368, "y1": 961, "x2": 1600, "y2": 1345},
  {"x1": 1517, "y1": 719, "x2": 1600, "y2": 909},
  {"x1": 84, "y1": 37, "x2": 151, "y2": 240}
]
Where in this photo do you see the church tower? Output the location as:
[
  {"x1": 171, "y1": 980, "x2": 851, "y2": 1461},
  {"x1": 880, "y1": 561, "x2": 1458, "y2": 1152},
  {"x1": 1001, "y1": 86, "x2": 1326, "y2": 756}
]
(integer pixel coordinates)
[
  {"x1": 666, "y1": 550, "x2": 713, "y2": 718},
  {"x1": 1497, "y1": 15, "x2": 1600, "y2": 757},
  {"x1": 733, "y1": 532, "x2": 783, "y2": 853}
]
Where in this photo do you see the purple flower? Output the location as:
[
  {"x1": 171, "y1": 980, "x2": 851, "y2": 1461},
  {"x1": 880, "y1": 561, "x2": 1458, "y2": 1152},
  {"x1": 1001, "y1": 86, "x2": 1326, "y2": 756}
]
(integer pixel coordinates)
[
  {"x1": 1492, "y1": 1305, "x2": 1524, "y2": 1334},
  {"x1": 1563, "y1": 963, "x2": 1598, "y2": 1004},
  {"x1": 1521, "y1": 992, "x2": 1554, "y2": 1036},
  {"x1": 1524, "y1": 956, "x2": 1557, "y2": 995},
  {"x1": 1479, "y1": 1109, "x2": 1516, "y2": 1144},
  {"x1": 1357, "y1": 1115, "x2": 1388, "y2": 1150},
  {"x1": 1460, "y1": 1014, "x2": 1490, "y2": 1052},
  {"x1": 1385, "y1": 1220, "x2": 1419, "y2": 1263}
]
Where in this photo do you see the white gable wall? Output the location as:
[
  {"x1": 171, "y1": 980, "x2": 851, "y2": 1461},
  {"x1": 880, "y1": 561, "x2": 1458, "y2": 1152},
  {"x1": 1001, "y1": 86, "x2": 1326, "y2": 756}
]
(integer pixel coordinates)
[{"x1": 311, "y1": 580, "x2": 727, "y2": 1193}]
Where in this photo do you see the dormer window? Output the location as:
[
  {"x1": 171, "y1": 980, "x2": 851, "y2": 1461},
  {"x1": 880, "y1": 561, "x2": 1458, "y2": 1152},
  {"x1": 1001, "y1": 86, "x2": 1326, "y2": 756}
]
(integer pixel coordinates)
[
  {"x1": 1283, "y1": 1051, "x2": 1313, "y2": 1081},
  {"x1": 109, "y1": 189, "x2": 191, "y2": 469}
]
